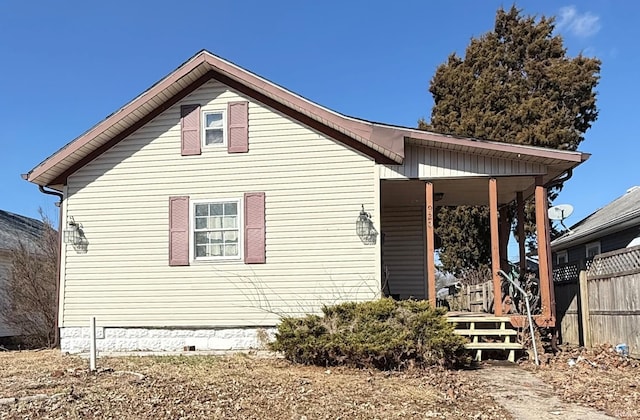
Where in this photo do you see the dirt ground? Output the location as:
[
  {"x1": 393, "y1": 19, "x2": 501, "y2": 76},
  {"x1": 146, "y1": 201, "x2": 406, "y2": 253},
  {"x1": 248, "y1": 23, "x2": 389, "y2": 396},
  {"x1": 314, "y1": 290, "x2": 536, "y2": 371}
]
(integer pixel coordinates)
[
  {"x1": 0, "y1": 350, "x2": 510, "y2": 419},
  {"x1": 522, "y1": 345, "x2": 640, "y2": 419},
  {"x1": 0, "y1": 347, "x2": 637, "y2": 419},
  {"x1": 472, "y1": 362, "x2": 617, "y2": 420}
]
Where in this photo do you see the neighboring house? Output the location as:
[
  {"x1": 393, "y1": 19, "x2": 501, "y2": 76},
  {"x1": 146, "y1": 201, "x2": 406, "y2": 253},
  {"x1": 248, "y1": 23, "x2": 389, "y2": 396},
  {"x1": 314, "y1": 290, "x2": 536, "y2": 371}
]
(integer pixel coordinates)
[
  {"x1": 24, "y1": 50, "x2": 588, "y2": 353},
  {"x1": 0, "y1": 210, "x2": 44, "y2": 337},
  {"x1": 551, "y1": 186, "x2": 640, "y2": 274}
]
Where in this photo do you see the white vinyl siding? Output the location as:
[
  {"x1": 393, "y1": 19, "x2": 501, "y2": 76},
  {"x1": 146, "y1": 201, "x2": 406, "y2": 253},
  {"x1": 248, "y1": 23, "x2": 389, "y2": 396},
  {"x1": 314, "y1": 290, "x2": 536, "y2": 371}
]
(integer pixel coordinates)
[
  {"x1": 62, "y1": 80, "x2": 378, "y2": 328},
  {"x1": 381, "y1": 206, "x2": 426, "y2": 300},
  {"x1": 381, "y1": 143, "x2": 546, "y2": 179}
]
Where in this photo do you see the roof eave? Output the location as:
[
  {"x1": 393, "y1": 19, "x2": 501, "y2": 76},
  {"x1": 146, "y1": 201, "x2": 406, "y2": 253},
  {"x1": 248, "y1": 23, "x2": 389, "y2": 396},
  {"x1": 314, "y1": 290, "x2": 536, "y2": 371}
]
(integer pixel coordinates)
[
  {"x1": 25, "y1": 50, "x2": 590, "y2": 187},
  {"x1": 551, "y1": 212, "x2": 640, "y2": 250},
  {"x1": 26, "y1": 51, "x2": 406, "y2": 186}
]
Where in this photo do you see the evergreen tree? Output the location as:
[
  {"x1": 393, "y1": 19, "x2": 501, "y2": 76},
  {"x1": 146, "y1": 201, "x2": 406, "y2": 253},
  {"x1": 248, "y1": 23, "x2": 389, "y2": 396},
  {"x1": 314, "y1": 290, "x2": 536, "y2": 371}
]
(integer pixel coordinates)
[{"x1": 421, "y1": 6, "x2": 600, "y2": 273}]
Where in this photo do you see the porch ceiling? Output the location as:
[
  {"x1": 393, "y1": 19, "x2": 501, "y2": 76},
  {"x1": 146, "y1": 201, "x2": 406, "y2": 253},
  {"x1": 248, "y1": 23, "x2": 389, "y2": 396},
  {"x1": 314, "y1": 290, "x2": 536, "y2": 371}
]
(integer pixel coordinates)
[{"x1": 381, "y1": 177, "x2": 537, "y2": 208}]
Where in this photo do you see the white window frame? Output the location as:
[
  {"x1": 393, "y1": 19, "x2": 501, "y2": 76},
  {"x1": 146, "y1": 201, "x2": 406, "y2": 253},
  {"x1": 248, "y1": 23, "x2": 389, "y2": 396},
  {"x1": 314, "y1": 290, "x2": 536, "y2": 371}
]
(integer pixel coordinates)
[
  {"x1": 202, "y1": 109, "x2": 227, "y2": 147},
  {"x1": 556, "y1": 250, "x2": 568, "y2": 265},
  {"x1": 585, "y1": 241, "x2": 601, "y2": 259},
  {"x1": 190, "y1": 197, "x2": 243, "y2": 262}
]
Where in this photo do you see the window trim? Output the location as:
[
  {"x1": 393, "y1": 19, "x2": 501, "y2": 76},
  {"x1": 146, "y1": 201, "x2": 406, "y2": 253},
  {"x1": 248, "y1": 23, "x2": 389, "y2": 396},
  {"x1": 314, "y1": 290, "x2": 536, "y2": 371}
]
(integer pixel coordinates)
[
  {"x1": 202, "y1": 109, "x2": 227, "y2": 148},
  {"x1": 585, "y1": 241, "x2": 601, "y2": 258},
  {"x1": 556, "y1": 250, "x2": 568, "y2": 265},
  {"x1": 190, "y1": 197, "x2": 243, "y2": 262}
]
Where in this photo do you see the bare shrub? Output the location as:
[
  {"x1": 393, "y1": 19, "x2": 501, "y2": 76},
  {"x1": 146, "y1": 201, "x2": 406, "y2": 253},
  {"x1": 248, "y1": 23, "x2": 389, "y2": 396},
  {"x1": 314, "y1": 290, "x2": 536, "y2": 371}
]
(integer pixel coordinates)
[
  {"x1": 0, "y1": 212, "x2": 58, "y2": 347},
  {"x1": 457, "y1": 265, "x2": 492, "y2": 286}
]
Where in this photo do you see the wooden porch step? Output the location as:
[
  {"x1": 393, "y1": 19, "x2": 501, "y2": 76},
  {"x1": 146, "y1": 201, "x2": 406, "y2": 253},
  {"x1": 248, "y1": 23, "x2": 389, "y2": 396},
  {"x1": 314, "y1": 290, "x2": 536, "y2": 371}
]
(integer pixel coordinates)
[
  {"x1": 446, "y1": 316, "x2": 512, "y2": 323},
  {"x1": 464, "y1": 342, "x2": 523, "y2": 350},
  {"x1": 446, "y1": 314, "x2": 523, "y2": 362},
  {"x1": 464, "y1": 341, "x2": 523, "y2": 363},
  {"x1": 454, "y1": 329, "x2": 517, "y2": 336}
]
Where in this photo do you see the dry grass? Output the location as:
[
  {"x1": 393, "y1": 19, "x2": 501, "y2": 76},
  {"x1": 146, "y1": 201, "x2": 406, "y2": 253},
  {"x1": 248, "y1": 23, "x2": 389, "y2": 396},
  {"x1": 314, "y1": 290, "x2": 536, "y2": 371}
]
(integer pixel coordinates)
[
  {"x1": 523, "y1": 345, "x2": 640, "y2": 419},
  {"x1": 0, "y1": 350, "x2": 511, "y2": 419}
]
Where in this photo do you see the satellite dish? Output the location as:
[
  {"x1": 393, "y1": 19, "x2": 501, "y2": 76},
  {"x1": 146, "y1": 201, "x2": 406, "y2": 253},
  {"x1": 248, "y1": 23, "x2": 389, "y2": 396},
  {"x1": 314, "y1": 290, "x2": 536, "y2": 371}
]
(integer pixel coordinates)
[
  {"x1": 548, "y1": 204, "x2": 574, "y2": 233},
  {"x1": 548, "y1": 204, "x2": 574, "y2": 221}
]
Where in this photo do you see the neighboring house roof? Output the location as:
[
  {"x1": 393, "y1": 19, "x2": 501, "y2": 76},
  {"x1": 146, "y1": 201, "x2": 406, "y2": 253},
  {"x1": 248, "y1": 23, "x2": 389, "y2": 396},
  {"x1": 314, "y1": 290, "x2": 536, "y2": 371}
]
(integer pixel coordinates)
[
  {"x1": 551, "y1": 186, "x2": 640, "y2": 251},
  {"x1": 0, "y1": 210, "x2": 44, "y2": 253},
  {"x1": 24, "y1": 50, "x2": 589, "y2": 191}
]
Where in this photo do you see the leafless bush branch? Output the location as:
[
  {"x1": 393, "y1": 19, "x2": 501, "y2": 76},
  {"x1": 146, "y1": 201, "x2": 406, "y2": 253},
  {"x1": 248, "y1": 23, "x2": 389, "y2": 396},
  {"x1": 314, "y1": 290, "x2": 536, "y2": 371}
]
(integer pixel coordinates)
[{"x1": 0, "y1": 210, "x2": 58, "y2": 347}]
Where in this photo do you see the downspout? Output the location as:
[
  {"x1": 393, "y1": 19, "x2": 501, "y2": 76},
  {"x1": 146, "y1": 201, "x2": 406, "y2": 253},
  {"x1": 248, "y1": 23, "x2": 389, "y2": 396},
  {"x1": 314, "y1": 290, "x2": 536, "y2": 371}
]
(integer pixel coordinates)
[
  {"x1": 545, "y1": 169, "x2": 573, "y2": 190},
  {"x1": 37, "y1": 184, "x2": 64, "y2": 348},
  {"x1": 38, "y1": 185, "x2": 64, "y2": 202}
]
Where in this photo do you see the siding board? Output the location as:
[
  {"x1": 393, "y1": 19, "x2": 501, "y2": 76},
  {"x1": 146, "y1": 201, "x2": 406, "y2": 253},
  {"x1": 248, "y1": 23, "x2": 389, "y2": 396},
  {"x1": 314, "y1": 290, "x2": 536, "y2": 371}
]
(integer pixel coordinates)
[
  {"x1": 380, "y1": 144, "x2": 546, "y2": 179},
  {"x1": 63, "y1": 79, "x2": 378, "y2": 327},
  {"x1": 381, "y1": 206, "x2": 426, "y2": 299}
]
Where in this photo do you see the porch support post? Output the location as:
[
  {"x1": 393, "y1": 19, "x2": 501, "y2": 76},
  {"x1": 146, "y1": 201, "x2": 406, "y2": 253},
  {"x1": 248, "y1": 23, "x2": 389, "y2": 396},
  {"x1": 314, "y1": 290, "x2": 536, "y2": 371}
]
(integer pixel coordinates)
[
  {"x1": 516, "y1": 191, "x2": 526, "y2": 274},
  {"x1": 425, "y1": 182, "x2": 436, "y2": 306},
  {"x1": 535, "y1": 177, "x2": 555, "y2": 324},
  {"x1": 489, "y1": 178, "x2": 502, "y2": 316}
]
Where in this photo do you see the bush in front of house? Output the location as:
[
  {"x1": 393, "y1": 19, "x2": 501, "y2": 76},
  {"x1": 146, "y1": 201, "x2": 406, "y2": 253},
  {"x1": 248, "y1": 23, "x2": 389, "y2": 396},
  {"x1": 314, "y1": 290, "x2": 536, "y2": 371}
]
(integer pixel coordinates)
[{"x1": 270, "y1": 298, "x2": 468, "y2": 370}]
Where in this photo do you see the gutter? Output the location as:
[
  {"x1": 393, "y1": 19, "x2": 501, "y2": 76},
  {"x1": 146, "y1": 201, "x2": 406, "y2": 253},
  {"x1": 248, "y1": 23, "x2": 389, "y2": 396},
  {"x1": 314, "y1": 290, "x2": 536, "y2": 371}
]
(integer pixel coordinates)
[{"x1": 552, "y1": 211, "x2": 640, "y2": 251}]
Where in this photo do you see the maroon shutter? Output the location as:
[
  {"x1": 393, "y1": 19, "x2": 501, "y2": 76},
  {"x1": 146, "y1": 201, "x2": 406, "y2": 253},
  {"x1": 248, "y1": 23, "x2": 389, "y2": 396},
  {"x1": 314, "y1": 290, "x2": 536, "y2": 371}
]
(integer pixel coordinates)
[
  {"x1": 244, "y1": 192, "x2": 265, "y2": 264},
  {"x1": 228, "y1": 101, "x2": 248, "y2": 153},
  {"x1": 169, "y1": 196, "x2": 190, "y2": 266},
  {"x1": 181, "y1": 104, "x2": 201, "y2": 156}
]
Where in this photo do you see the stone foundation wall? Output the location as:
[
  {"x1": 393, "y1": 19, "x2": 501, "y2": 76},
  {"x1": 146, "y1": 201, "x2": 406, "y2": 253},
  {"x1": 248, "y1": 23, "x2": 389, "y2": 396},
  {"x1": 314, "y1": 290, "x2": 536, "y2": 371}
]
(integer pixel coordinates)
[{"x1": 60, "y1": 326, "x2": 276, "y2": 353}]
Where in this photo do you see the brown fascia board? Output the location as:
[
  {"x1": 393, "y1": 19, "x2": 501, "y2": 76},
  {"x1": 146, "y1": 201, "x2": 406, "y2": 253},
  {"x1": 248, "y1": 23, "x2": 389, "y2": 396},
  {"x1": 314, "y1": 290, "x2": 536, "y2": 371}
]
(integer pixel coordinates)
[
  {"x1": 47, "y1": 71, "x2": 217, "y2": 186},
  {"x1": 45, "y1": 69, "x2": 397, "y2": 187},
  {"x1": 27, "y1": 51, "x2": 403, "y2": 187},
  {"x1": 404, "y1": 129, "x2": 589, "y2": 164},
  {"x1": 198, "y1": 53, "x2": 405, "y2": 160},
  {"x1": 27, "y1": 50, "x2": 588, "y2": 187},
  {"x1": 210, "y1": 70, "x2": 398, "y2": 165},
  {"x1": 26, "y1": 56, "x2": 212, "y2": 186}
]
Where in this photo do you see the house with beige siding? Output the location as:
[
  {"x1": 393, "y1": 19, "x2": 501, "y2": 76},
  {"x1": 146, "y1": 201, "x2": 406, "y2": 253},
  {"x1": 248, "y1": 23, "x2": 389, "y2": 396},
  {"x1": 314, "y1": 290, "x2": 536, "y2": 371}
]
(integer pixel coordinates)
[{"x1": 24, "y1": 50, "x2": 589, "y2": 353}]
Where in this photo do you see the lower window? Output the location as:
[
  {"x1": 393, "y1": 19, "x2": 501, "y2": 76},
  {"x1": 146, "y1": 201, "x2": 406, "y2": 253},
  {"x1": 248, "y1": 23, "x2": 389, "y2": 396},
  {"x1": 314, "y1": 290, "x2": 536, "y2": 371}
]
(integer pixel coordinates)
[{"x1": 193, "y1": 199, "x2": 241, "y2": 260}]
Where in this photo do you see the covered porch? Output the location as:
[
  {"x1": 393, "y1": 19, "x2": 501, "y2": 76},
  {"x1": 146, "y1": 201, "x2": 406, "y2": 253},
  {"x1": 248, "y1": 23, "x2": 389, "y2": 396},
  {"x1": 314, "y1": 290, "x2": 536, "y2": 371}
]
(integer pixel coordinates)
[{"x1": 378, "y1": 137, "x2": 587, "y2": 328}]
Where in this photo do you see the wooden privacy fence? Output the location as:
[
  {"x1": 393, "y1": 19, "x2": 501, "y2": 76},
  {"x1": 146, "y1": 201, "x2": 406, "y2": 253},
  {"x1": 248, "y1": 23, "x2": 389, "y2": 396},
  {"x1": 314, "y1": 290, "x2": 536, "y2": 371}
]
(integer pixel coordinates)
[
  {"x1": 554, "y1": 246, "x2": 640, "y2": 357},
  {"x1": 554, "y1": 274, "x2": 581, "y2": 345},
  {"x1": 443, "y1": 281, "x2": 493, "y2": 312}
]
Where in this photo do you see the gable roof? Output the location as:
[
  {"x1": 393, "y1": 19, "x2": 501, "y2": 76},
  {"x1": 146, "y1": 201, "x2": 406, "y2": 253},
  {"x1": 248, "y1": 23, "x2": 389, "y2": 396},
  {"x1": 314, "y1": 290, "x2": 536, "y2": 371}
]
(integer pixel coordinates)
[
  {"x1": 24, "y1": 50, "x2": 589, "y2": 191},
  {"x1": 551, "y1": 186, "x2": 640, "y2": 250},
  {"x1": 0, "y1": 210, "x2": 44, "y2": 252}
]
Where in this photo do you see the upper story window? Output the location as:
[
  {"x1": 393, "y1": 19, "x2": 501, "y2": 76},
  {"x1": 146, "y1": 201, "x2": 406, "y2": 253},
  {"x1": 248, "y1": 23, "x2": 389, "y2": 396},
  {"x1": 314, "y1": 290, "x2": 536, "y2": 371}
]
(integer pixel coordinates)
[
  {"x1": 585, "y1": 241, "x2": 601, "y2": 259},
  {"x1": 556, "y1": 250, "x2": 568, "y2": 265},
  {"x1": 192, "y1": 199, "x2": 241, "y2": 260},
  {"x1": 203, "y1": 111, "x2": 226, "y2": 146}
]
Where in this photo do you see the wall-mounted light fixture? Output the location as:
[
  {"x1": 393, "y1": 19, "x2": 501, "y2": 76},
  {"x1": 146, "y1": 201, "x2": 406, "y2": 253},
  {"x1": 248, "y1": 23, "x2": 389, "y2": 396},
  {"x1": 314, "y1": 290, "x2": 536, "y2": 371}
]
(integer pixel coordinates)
[
  {"x1": 356, "y1": 205, "x2": 377, "y2": 245},
  {"x1": 434, "y1": 192, "x2": 445, "y2": 202},
  {"x1": 63, "y1": 216, "x2": 84, "y2": 246}
]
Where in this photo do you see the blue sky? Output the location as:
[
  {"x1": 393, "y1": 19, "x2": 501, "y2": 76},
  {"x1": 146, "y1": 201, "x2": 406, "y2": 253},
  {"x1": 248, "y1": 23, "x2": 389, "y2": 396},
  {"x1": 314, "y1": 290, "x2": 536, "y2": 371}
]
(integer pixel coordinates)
[{"x1": 1, "y1": 1, "x2": 637, "y2": 236}]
